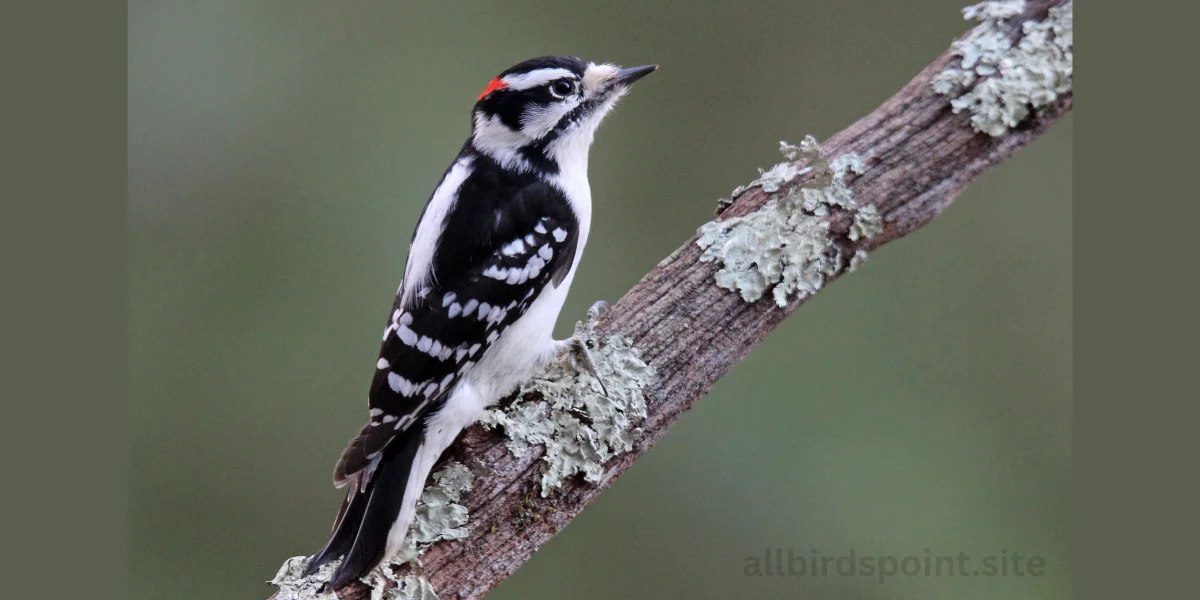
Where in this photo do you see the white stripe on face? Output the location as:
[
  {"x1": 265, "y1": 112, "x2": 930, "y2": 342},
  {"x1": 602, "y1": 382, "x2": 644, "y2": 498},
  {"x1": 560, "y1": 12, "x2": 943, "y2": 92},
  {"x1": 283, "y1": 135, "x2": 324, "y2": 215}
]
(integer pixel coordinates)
[
  {"x1": 472, "y1": 112, "x2": 530, "y2": 172},
  {"x1": 581, "y1": 63, "x2": 618, "y2": 96},
  {"x1": 501, "y1": 67, "x2": 576, "y2": 90},
  {"x1": 520, "y1": 101, "x2": 580, "y2": 140}
]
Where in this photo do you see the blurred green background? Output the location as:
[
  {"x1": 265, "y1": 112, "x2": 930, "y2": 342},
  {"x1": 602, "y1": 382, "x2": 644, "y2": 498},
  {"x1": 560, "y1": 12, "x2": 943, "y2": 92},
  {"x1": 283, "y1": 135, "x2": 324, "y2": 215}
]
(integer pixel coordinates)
[{"x1": 129, "y1": 1, "x2": 1071, "y2": 599}]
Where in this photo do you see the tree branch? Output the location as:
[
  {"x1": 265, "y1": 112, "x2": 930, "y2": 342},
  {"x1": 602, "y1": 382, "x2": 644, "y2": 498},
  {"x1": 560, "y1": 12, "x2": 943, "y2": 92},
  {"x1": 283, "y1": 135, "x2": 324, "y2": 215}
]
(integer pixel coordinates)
[{"x1": 270, "y1": 1, "x2": 1071, "y2": 598}]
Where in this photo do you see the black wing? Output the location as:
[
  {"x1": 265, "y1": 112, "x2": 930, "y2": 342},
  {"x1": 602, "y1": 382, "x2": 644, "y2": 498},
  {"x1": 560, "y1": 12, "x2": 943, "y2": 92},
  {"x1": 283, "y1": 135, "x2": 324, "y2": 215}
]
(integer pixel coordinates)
[{"x1": 332, "y1": 177, "x2": 579, "y2": 486}]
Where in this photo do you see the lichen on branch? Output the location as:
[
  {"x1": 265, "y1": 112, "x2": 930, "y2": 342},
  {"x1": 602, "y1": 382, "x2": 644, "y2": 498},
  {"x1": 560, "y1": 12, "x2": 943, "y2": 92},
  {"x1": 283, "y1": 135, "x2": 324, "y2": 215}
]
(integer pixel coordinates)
[
  {"x1": 696, "y1": 137, "x2": 876, "y2": 307},
  {"x1": 480, "y1": 335, "x2": 654, "y2": 496},
  {"x1": 932, "y1": 0, "x2": 1073, "y2": 136},
  {"x1": 270, "y1": 462, "x2": 477, "y2": 600}
]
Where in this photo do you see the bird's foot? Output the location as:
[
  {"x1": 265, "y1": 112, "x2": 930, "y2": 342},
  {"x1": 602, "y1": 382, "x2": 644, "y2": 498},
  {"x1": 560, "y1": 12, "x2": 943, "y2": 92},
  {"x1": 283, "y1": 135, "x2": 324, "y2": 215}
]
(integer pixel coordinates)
[{"x1": 554, "y1": 300, "x2": 609, "y2": 397}]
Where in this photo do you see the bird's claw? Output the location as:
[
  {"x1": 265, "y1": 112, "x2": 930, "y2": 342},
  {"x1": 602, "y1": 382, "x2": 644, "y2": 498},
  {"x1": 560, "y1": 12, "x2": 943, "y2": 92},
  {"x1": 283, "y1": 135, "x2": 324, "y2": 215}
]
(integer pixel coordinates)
[{"x1": 561, "y1": 300, "x2": 609, "y2": 397}]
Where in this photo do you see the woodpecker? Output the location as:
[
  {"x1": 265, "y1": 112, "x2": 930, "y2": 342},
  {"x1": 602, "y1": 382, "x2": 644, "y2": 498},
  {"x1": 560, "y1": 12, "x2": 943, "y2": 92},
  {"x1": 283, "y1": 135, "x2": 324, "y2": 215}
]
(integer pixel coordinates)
[{"x1": 303, "y1": 56, "x2": 657, "y2": 589}]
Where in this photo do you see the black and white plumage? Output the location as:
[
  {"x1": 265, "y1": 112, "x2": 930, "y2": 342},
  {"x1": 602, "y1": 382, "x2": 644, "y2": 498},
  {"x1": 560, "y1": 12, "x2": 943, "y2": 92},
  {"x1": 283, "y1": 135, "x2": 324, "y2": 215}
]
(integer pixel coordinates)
[{"x1": 304, "y1": 56, "x2": 656, "y2": 589}]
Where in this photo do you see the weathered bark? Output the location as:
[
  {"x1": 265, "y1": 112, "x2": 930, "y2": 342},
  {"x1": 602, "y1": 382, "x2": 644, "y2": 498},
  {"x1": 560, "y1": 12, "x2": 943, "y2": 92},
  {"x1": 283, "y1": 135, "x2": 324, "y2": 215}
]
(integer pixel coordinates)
[{"x1": 273, "y1": 1, "x2": 1071, "y2": 597}]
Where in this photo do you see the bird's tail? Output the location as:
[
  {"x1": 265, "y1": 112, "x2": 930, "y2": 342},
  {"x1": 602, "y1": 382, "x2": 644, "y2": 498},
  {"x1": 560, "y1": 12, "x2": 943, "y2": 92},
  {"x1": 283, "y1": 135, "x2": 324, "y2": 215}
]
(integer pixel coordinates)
[{"x1": 303, "y1": 425, "x2": 425, "y2": 590}]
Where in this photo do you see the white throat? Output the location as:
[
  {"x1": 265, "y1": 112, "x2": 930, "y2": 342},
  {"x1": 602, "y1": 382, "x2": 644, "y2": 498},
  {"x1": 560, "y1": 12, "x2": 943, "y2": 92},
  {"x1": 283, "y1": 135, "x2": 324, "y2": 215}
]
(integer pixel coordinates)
[{"x1": 547, "y1": 153, "x2": 591, "y2": 233}]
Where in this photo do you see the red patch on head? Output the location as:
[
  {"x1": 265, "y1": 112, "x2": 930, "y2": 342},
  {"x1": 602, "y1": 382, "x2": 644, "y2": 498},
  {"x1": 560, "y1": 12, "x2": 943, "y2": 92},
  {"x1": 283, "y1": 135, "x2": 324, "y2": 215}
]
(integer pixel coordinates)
[{"x1": 477, "y1": 77, "x2": 508, "y2": 101}]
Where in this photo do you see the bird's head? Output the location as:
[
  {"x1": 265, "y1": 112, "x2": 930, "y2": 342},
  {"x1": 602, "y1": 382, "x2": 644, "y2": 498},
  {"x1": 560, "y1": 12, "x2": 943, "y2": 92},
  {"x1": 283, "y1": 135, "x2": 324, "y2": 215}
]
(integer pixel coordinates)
[{"x1": 470, "y1": 56, "x2": 657, "y2": 174}]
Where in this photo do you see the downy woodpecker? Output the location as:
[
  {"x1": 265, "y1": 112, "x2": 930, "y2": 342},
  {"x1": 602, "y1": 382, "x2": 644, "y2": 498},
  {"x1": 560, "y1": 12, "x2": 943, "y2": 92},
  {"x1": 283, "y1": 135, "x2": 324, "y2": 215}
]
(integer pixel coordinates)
[{"x1": 303, "y1": 56, "x2": 657, "y2": 588}]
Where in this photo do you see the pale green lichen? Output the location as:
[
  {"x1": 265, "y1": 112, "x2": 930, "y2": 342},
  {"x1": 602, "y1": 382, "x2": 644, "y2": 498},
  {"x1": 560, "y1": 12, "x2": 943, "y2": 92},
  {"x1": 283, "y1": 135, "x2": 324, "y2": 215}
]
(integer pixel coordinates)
[
  {"x1": 850, "y1": 204, "x2": 882, "y2": 242},
  {"x1": 480, "y1": 335, "x2": 654, "y2": 496},
  {"x1": 363, "y1": 571, "x2": 439, "y2": 600},
  {"x1": 269, "y1": 462, "x2": 476, "y2": 600},
  {"x1": 830, "y1": 153, "x2": 866, "y2": 177},
  {"x1": 698, "y1": 200, "x2": 828, "y2": 305},
  {"x1": 387, "y1": 462, "x2": 476, "y2": 564},
  {"x1": 696, "y1": 136, "x2": 876, "y2": 306},
  {"x1": 370, "y1": 462, "x2": 476, "y2": 598},
  {"x1": 715, "y1": 140, "x2": 822, "y2": 214},
  {"x1": 270, "y1": 556, "x2": 339, "y2": 600},
  {"x1": 755, "y1": 161, "x2": 803, "y2": 193},
  {"x1": 933, "y1": 0, "x2": 1073, "y2": 136},
  {"x1": 715, "y1": 184, "x2": 748, "y2": 215},
  {"x1": 848, "y1": 249, "x2": 870, "y2": 273}
]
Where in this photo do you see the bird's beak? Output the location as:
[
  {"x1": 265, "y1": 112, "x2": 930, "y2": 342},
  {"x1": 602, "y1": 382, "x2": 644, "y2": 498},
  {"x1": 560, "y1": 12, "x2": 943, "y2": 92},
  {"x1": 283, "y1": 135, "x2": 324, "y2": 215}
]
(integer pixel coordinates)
[{"x1": 614, "y1": 64, "x2": 658, "y2": 86}]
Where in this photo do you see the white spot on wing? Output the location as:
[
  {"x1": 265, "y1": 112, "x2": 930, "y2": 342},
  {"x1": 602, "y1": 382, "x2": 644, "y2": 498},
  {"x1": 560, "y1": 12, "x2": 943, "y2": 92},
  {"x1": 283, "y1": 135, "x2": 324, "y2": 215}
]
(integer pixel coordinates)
[
  {"x1": 397, "y1": 325, "x2": 417, "y2": 346},
  {"x1": 527, "y1": 255, "x2": 545, "y2": 279},
  {"x1": 552, "y1": 227, "x2": 567, "y2": 242},
  {"x1": 502, "y1": 239, "x2": 526, "y2": 257},
  {"x1": 377, "y1": 358, "x2": 390, "y2": 369},
  {"x1": 388, "y1": 373, "x2": 418, "y2": 396}
]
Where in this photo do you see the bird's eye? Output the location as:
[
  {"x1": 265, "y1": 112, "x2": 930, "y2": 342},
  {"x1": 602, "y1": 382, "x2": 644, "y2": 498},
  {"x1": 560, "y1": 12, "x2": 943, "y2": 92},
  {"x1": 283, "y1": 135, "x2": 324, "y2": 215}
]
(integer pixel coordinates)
[{"x1": 549, "y1": 80, "x2": 574, "y2": 99}]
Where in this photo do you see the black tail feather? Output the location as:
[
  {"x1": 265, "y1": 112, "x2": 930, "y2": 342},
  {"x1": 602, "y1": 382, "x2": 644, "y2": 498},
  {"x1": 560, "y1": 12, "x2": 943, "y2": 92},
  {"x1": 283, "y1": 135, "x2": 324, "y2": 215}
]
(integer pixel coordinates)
[
  {"x1": 305, "y1": 427, "x2": 425, "y2": 590},
  {"x1": 302, "y1": 486, "x2": 365, "y2": 578}
]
